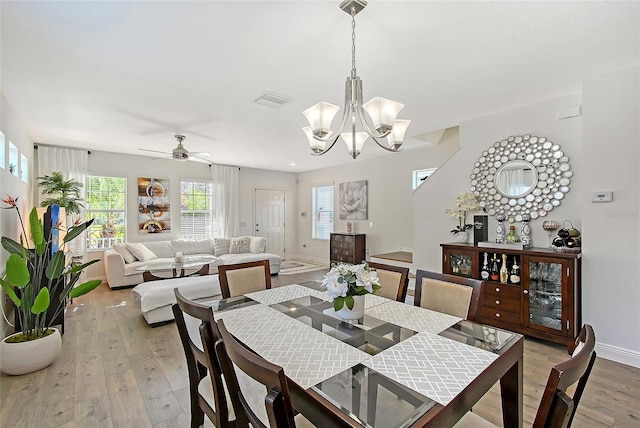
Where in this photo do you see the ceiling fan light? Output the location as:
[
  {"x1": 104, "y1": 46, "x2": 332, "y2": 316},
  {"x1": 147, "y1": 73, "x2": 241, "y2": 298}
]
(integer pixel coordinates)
[
  {"x1": 363, "y1": 97, "x2": 404, "y2": 133},
  {"x1": 340, "y1": 131, "x2": 368, "y2": 158},
  {"x1": 303, "y1": 102, "x2": 340, "y2": 138},
  {"x1": 302, "y1": 126, "x2": 326, "y2": 153},
  {"x1": 387, "y1": 119, "x2": 411, "y2": 150}
]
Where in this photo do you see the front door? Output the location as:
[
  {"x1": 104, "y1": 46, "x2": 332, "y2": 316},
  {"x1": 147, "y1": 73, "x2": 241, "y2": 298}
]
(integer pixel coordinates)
[{"x1": 254, "y1": 189, "x2": 285, "y2": 258}]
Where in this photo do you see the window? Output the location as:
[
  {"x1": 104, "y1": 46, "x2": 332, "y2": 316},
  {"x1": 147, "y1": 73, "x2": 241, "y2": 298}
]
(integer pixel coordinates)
[
  {"x1": 20, "y1": 154, "x2": 28, "y2": 182},
  {"x1": 181, "y1": 180, "x2": 215, "y2": 240},
  {"x1": 0, "y1": 131, "x2": 5, "y2": 169},
  {"x1": 412, "y1": 168, "x2": 437, "y2": 190},
  {"x1": 312, "y1": 185, "x2": 334, "y2": 240},
  {"x1": 86, "y1": 176, "x2": 126, "y2": 249}
]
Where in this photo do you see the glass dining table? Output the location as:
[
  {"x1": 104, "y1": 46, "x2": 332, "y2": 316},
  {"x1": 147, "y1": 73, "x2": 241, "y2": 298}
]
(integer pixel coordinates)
[{"x1": 193, "y1": 281, "x2": 524, "y2": 428}]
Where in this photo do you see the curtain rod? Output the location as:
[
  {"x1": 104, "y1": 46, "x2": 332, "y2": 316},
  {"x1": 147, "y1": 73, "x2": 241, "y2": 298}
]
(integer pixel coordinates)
[{"x1": 34, "y1": 144, "x2": 91, "y2": 155}]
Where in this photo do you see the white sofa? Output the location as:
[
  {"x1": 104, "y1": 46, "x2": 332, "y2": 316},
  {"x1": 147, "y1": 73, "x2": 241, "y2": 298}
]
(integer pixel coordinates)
[{"x1": 104, "y1": 237, "x2": 281, "y2": 288}]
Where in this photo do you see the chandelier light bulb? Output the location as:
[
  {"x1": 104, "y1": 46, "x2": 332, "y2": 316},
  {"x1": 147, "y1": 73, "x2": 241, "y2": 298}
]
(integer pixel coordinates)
[
  {"x1": 340, "y1": 131, "x2": 369, "y2": 158},
  {"x1": 362, "y1": 97, "x2": 404, "y2": 133},
  {"x1": 302, "y1": 126, "x2": 327, "y2": 153},
  {"x1": 302, "y1": 102, "x2": 340, "y2": 138},
  {"x1": 387, "y1": 119, "x2": 411, "y2": 150}
]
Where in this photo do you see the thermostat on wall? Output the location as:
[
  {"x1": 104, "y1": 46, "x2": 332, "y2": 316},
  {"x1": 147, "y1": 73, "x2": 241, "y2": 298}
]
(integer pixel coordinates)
[{"x1": 592, "y1": 191, "x2": 613, "y2": 202}]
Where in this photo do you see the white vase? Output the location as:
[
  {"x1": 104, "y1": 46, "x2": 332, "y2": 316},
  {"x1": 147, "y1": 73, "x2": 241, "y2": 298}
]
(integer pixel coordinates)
[
  {"x1": 457, "y1": 231, "x2": 470, "y2": 243},
  {"x1": 0, "y1": 328, "x2": 62, "y2": 375},
  {"x1": 335, "y1": 295, "x2": 365, "y2": 321}
]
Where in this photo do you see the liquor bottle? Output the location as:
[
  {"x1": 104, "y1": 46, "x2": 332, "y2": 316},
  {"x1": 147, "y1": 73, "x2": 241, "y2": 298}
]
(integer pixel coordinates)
[
  {"x1": 480, "y1": 252, "x2": 490, "y2": 280},
  {"x1": 490, "y1": 253, "x2": 500, "y2": 281},
  {"x1": 510, "y1": 256, "x2": 521, "y2": 285},
  {"x1": 499, "y1": 254, "x2": 508, "y2": 284}
]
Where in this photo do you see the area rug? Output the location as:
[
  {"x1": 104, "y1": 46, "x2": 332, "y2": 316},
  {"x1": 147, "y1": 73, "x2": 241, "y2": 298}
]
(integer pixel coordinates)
[{"x1": 279, "y1": 260, "x2": 329, "y2": 275}]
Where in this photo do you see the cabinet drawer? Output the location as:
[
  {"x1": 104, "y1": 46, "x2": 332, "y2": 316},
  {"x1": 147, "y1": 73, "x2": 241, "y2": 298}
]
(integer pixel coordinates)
[
  {"x1": 483, "y1": 284, "x2": 521, "y2": 300},
  {"x1": 479, "y1": 307, "x2": 521, "y2": 324},
  {"x1": 482, "y1": 296, "x2": 520, "y2": 313}
]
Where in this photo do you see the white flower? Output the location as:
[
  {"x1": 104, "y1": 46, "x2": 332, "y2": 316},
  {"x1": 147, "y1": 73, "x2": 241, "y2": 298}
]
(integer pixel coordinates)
[{"x1": 321, "y1": 263, "x2": 380, "y2": 300}]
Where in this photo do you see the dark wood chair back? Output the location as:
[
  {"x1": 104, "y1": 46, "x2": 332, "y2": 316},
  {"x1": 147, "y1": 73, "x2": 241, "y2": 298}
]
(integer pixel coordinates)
[
  {"x1": 215, "y1": 319, "x2": 295, "y2": 428},
  {"x1": 172, "y1": 289, "x2": 233, "y2": 428},
  {"x1": 414, "y1": 270, "x2": 483, "y2": 320},
  {"x1": 366, "y1": 261, "x2": 410, "y2": 302},
  {"x1": 533, "y1": 324, "x2": 597, "y2": 428},
  {"x1": 219, "y1": 260, "x2": 271, "y2": 299}
]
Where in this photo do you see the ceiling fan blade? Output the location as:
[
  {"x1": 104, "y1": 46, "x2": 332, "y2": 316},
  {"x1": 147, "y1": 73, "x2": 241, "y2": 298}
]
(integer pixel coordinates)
[
  {"x1": 189, "y1": 151, "x2": 213, "y2": 157},
  {"x1": 139, "y1": 148, "x2": 171, "y2": 155},
  {"x1": 190, "y1": 156, "x2": 214, "y2": 164}
]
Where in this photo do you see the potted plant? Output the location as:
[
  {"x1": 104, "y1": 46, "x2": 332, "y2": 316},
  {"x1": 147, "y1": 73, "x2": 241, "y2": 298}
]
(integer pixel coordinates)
[
  {"x1": 321, "y1": 263, "x2": 381, "y2": 321},
  {"x1": 0, "y1": 195, "x2": 101, "y2": 375},
  {"x1": 37, "y1": 171, "x2": 84, "y2": 214},
  {"x1": 8, "y1": 163, "x2": 16, "y2": 174},
  {"x1": 446, "y1": 192, "x2": 480, "y2": 243}
]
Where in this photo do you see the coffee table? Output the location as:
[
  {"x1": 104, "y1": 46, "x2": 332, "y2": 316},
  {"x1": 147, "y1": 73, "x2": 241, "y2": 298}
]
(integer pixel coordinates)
[{"x1": 136, "y1": 255, "x2": 216, "y2": 282}]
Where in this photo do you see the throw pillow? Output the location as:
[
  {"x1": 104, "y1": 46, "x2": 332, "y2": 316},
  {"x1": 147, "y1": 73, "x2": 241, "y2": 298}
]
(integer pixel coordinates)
[
  {"x1": 214, "y1": 238, "x2": 231, "y2": 256},
  {"x1": 229, "y1": 236, "x2": 251, "y2": 254},
  {"x1": 126, "y1": 242, "x2": 158, "y2": 262},
  {"x1": 249, "y1": 237, "x2": 266, "y2": 253},
  {"x1": 112, "y1": 243, "x2": 137, "y2": 263}
]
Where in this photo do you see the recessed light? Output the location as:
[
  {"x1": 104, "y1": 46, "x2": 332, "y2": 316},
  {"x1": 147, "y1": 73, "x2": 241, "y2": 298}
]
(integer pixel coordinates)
[{"x1": 289, "y1": 163, "x2": 296, "y2": 166}]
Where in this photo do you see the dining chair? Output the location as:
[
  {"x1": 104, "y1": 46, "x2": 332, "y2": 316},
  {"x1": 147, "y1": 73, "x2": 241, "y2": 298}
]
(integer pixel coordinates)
[
  {"x1": 414, "y1": 270, "x2": 483, "y2": 320},
  {"x1": 172, "y1": 289, "x2": 235, "y2": 428},
  {"x1": 218, "y1": 260, "x2": 272, "y2": 299},
  {"x1": 454, "y1": 324, "x2": 597, "y2": 428},
  {"x1": 213, "y1": 319, "x2": 314, "y2": 428},
  {"x1": 366, "y1": 261, "x2": 410, "y2": 302}
]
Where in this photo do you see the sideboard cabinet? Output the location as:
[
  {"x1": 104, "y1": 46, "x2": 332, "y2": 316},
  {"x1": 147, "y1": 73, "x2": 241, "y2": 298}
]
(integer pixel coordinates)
[
  {"x1": 441, "y1": 243, "x2": 582, "y2": 349},
  {"x1": 330, "y1": 233, "x2": 366, "y2": 265}
]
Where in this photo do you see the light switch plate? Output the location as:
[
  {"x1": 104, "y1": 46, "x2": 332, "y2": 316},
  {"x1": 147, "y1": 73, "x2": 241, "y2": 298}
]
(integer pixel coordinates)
[{"x1": 592, "y1": 191, "x2": 613, "y2": 202}]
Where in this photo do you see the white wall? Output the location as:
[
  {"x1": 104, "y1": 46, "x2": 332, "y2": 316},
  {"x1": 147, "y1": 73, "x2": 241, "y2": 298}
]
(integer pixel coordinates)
[
  {"x1": 413, "y1": 94, "x2": 583, "y2": 272},
  {"x1": 582, "y1": 67, "x2": 640, "y2": 366},
  {"x1": 1, "y1": 92, "x2": 34, "y2": 338},
  {"x1": 295, "y1": 132, "x2": 460, "y2": 263},
  {"x1": 237, "y1": 167, "x2": 298, "y2": 259}
]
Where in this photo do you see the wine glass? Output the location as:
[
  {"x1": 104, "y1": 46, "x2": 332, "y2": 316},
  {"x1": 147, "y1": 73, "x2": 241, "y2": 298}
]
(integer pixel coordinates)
[{"x1": 542, "y1": 220, "x2": 561, "y2": 248}]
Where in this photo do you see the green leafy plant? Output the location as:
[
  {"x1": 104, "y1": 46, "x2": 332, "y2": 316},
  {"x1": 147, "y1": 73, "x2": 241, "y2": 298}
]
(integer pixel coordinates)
[
  {"x1": 0, "y1": 195, "x2": 101, "y2": 342},
  {"x1": 37, "y1": 171, "x2": 84, "y2": 214}
]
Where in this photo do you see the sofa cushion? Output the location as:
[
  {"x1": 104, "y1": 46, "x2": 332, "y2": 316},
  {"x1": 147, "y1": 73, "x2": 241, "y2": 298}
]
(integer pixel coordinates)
[
  {"x1": 250, "y1": 237, "x2": 267, "y2": 253},
  {"x1": 214, "y1": 238, "x2": 231, "y2": 256},
  {"x1": 143, "y1": 241, "x2": 176, "y2": 258},
  {"x1": 173, "y1": 239, "x2": 214, "y2": 255},
  {"x1": 229, "y1": 237, "x2": 251, "y2": 254},
  {"x1": 113, "y1": 243, "x2": 137, "y2": 263},
  {"x1": 126, "y1": 243, "x2": 158, "y2": 262},
  {"x1": 132, "y1": 274, "x2": 222, "y2": 313},
  {"x1": 219, "y1": 252, "x2": 280, "y2": 268}
]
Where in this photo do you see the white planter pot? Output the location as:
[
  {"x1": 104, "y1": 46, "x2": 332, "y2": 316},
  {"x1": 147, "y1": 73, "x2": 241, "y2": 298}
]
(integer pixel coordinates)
[
  {"x1": 335, "y1": 295, "x2": 365, "y2": 321},
  {"x1": 457, "y1": 231, "x2": 470, "y2": 243},
  {"x1": 0, "y1": 328, "x2": 62, "y2": 375}
]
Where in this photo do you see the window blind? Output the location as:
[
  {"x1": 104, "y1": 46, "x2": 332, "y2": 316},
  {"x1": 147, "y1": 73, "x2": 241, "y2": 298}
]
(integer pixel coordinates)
[{"x1": 313, "y1": 185, "x2": 334, "y2": 240}]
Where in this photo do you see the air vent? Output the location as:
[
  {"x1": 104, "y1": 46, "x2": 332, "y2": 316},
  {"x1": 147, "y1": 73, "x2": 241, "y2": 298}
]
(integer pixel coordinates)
[{"x1": 254, "y1": 92, "x2": 292, "y2": 109}]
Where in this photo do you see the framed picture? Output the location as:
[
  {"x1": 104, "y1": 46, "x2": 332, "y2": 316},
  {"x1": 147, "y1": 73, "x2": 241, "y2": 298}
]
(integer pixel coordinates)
[
  {"x1": 339, "y1": 180, "x2": 368, "y2": 220},
  {"x1": 138, "y1": 177, "x2": 171, "y2": 233}
]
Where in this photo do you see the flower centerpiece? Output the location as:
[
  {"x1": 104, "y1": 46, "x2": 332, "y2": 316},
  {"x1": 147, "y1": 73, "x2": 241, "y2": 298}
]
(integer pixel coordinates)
[
  {"x1": 322, "y1": 263, "x2": 381, "y2": 320},
  {"x1": 0, "y1": 195, "x2": 102, "y2": 375},
  {"x1": 446, "y1": 192, "x2": 480, "y2": 242}
]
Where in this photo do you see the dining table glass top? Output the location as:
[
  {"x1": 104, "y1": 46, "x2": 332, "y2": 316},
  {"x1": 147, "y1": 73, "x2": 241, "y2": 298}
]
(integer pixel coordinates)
[{"x1": 197, "y1": 281, "x2": 522, "y2": 428}]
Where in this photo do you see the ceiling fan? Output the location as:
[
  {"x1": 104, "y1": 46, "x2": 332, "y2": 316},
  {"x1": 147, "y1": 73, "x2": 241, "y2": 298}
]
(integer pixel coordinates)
[{"x1": 139, "y1": 135, "x2": 213, "y2": 163}]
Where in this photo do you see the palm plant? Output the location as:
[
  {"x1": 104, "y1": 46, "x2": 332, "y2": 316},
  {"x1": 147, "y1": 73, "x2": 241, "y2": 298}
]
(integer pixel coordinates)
[{"x1": 37, "y1": 171, "x2": 84, "y2": 214}]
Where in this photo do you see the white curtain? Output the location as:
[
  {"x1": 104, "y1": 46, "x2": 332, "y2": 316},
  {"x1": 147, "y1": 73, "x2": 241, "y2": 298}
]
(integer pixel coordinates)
[
  {"x1": 211, "y1": 164, "x2": 239, "y2": 238},
  {"x1": 35, "y1": 146, "x2": 88, "y2": 256}
]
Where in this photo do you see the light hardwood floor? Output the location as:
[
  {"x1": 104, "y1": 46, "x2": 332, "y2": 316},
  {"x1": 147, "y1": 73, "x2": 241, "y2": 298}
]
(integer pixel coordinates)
[{"x1": 1, "y1": 270, "x2": 638, "y2": 427}]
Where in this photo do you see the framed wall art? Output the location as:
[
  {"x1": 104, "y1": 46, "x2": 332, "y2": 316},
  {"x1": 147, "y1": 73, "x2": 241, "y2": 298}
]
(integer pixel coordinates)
[
  {"x1": 339, "y1": 180, "x2": 368, "y2": 220},
  {"x1": 138, "y1": 177, "x2": 171, "y2": 233}
]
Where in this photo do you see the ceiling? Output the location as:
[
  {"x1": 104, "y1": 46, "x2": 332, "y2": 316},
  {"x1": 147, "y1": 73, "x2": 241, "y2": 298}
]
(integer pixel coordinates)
[{"x1": 2, "y1": 1, "x2": 638, "y2": 172}]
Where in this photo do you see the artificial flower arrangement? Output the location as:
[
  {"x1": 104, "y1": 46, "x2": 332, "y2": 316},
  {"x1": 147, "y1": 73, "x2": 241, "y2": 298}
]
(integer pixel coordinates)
[
  {"x1": 445, "y1": 192, "x2": 481, "y2": 235},
  {"x1": 322, "y1": 263, "x2": 381, "y2": 311},
  {"x1": 1, "y1": 195, "x2": 101, "y2": 342}
]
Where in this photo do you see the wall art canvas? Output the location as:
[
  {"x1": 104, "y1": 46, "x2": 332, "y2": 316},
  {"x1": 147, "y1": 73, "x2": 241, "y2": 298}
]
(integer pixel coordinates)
[
  {"x1": 339, "y1": 180, "x2": 368, "y2": 220},
  {"x1": 138, "y1": 177, "x2": 171, "y2": 233}
]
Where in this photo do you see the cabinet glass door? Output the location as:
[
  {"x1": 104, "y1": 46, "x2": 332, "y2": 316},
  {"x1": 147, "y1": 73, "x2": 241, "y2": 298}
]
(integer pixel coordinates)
[
  {"x1": 528, "y1": 260, "x2": 563, "y2": 331},
  {"x1": 449, "y1": 253, "x2": 473, "y2": 278}
]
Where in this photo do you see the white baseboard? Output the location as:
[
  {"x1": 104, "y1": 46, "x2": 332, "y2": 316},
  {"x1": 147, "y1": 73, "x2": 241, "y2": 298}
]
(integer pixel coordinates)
[{"x1": 596, "y1": 342, "x2": 640, "y2": 368}]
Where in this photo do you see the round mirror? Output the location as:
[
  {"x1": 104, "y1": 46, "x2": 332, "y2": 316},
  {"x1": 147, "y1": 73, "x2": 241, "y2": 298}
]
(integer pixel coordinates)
[
  {"x1": 494, "y1": 160, "x2": 538, "y2": 198},
  {"x1": 470, "y1": 134, "x2": 572, "y2": 220}
]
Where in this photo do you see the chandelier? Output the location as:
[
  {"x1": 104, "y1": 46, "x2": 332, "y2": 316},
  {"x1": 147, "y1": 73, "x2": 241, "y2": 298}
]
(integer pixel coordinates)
[{"x1": 302, "y1": 0, "x2": 410, "y2": 159}]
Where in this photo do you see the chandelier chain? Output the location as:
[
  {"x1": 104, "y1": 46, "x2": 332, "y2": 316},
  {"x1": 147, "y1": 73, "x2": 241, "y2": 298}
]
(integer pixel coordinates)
[{"x1": 351, "y1": 7, "x2": 356, "y2": 78}]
